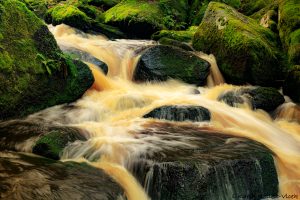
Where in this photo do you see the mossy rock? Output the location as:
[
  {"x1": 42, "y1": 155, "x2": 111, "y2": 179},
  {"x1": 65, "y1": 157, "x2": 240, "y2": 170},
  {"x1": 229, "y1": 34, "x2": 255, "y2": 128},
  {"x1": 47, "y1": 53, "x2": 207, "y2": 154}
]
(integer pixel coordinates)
[
  {"x1": 283, "y1": 65, "x2": 300, "y2": 103},
  {"x1": 103, "y1": 0, "x2": 189, "y2": 39},
  {"x1": 143, "y1": 105, "x2": 211, "y2": 122},
  {"x1": 192, "y1": 2, "x2": 284, "y2": 86},
  {"x1": 0, "y1": 0, "x2": 94, "y2": 120},
  {"x1": 45, "y1": 4, "x2": 92, "y2": 31},
  {"x1": 279, "y1": 0, "x2": 300, "y2": 65},
  {"x1": 133, "y1": 45, "x2": 210, "y2": 86},
  {"x1": 189, "y1": 0, "x2": 242, "y2": 26},
  {"x1": 152, "y1": 27, "x2": 197, "y2": 43},
  {"x1": 218, "y1": 86, "x2": 285, "y2": 111},
  {"x1": 32, "y1": 130, "x2": 86, "y2": 160}
]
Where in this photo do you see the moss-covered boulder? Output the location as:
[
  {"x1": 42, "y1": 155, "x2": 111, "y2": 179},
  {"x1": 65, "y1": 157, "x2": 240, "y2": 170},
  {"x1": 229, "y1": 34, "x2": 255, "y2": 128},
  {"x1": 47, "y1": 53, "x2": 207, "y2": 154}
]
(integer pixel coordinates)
[
  {"x1": 278, "y1": 0, "x2": 300, "y2": 65},
  {"x1": 283, "y1": 65, "x2": 300, "y2": 103},
  {"x1": 0, "y1": 0, "x2": 94, "y2": 120},
  {"x1": 218, "y1": 86, "x2": 285, "y2": 111},
  {"x1": 103, "y1": 0, "x2": 189, "y2": 39},
  {"x1": 133, "y1": 45, "x2": 210, "y2": 86},
  {"x1": 143, "y1": 105, "x2": 211, "y2": 122},
  {"x1": 192, "y1": 2, "x2": 284, "y2": 86},
  {"x1": 238, "y1": 0, "x2": 273, "y2": 16},
  {"x1": 45, "y1": 4, "x2": 92, "y2": 31},
  {"x1": 32, "y1": 130, "x2": 86, "y2": 160}
]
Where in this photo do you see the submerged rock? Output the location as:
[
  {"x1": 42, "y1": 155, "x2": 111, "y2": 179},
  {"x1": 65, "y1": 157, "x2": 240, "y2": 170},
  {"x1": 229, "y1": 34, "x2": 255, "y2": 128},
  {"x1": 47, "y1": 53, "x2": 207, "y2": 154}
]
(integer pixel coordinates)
[
  {"x1": 283, "y1": 65, "x2": 300, "y2": 103},
  {"x1": 0, "y1": 0, "x2": 94, "y2": 120},
  {"x1": 218, "y1": 87, "x2": 285, "y2": 111},
  {"x1": 133, "y1": 45, "x2": 210, "y2": 86},
  {"x1": 60, "y1": 45, "x2": 109, "y2": 74},
  {"x1": 192, "y1": 2, "x2": 283, "y2": 86},
  {"x1": 130, "y1": 122, "x2": 278, "y2": 200},
  {"x1": 143, "y1": 105, "x2": 211, "y2": 122},
  {"x1": 0, "y1": 151, "x2": 124, "y2": 199}
]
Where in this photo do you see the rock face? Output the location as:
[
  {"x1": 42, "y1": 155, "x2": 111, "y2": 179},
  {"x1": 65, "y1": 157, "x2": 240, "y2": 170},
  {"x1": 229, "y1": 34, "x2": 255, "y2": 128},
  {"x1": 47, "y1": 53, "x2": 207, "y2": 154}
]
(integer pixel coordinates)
[
  {"x1": 143, "y1": 105, "x2": 211, "y2": 122},
  {"x1": 130, "y1": 122, "x2": 278, "y2": 200},
  {"x1": 192, "y1": 2, "x2": 283, "y2": 86},
  {"x1": 0, "y1": 151, "x2": 124, "y2": 200},
  {"x1": 218, "y1": 87, "x2": 285, "y2": 111},
  {"x1": 278, "y1": 0, "x2": 300, "y2": 66},
  {"x1": 283, "y1": 65, "x2": 300, "y2": 103},
  {"x1": 134, "y1": 45, "x2": 210, "y2": 86},
  {"x1": 0, "y1": 0, "x2": 94, "y2": 120}
]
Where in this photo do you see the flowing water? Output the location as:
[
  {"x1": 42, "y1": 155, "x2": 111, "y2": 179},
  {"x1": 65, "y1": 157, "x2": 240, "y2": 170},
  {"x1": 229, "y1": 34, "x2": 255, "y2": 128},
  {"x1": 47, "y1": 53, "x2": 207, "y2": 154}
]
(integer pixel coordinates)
[{"x1": 15, "y1": 24, "x2": 300, "y2": 199}]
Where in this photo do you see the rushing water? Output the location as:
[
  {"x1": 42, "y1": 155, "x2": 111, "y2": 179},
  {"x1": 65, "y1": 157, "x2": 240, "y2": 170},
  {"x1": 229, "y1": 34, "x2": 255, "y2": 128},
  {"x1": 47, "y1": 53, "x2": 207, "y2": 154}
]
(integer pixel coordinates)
[{"x1": 15, "y1": 24, "x2": 299, "y2": 199}]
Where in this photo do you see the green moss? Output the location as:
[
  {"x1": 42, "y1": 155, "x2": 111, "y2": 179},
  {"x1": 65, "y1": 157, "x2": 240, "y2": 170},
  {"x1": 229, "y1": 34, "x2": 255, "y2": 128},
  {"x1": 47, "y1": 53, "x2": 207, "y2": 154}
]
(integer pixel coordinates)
[
  {"x1": 239, "y1": 0, "x2": 272, "y2": 16},
  {"x1": 0, "y1": 0, "x2": 94, "y2": 120},
  {"x1": 278, "y1": 0, "x2": 300, "y2": 65},
  {"x1": 192, "y1": 2, "x2": 284, "y2": 86},
  {"x1": 45, "y1": 4, "x2": 92, "y2": 31},
  {"x1": 152, "y1": 28, "x2": 196, "y2": 43},
  {"x1": 32, "y1": 130, "x2": 86, "y2": 160}
]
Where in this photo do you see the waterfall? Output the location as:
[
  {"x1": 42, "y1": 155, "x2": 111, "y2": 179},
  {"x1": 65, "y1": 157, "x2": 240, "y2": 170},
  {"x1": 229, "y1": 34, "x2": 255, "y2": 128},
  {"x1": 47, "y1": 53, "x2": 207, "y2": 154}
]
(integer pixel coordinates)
[{"x1": 11, "y1": 24, "x2": 298, "y2": 200}]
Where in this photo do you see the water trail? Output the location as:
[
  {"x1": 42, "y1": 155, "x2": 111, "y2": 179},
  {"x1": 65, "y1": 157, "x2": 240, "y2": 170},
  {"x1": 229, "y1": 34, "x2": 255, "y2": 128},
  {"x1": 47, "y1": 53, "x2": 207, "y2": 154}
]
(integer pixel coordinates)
[
  {"x1": 193, "y1": 51, "x2": 225, "y2": 87},
  {"x1": 49, "y1": 24, "x2": 155, "y2": 80},
  {"x1": 39, "y1": 24, "x2": 300, "y2": 197},
  {"x1": 274, "y1": 102, "x2": 300, "y2": 123}
]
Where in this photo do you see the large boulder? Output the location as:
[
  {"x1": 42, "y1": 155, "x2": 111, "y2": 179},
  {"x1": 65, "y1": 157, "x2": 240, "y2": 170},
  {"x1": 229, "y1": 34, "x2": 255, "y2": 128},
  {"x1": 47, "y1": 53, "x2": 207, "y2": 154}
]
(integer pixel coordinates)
[
  {"x1": 131, "y1": 122, "x2": 278, "y2": 200},
  {"x1": 0, "y1": 0, "x2": 94, "y2": 120},
  {"x1": 283, "y1": 65, "x2": 300, "y2": 103},
  {"x1": 0, "y1": 151, "x2": 124, "y2": 199},
  {"x1": 143, "y1": 105, "x2": 211, "y2": 122},
  {"x1": 103, "y1": 0, "x2": 189, "y2": 39},
  {"x1": 192, "y1": 2, "x2": 284, "y2": 86},
  {"x1": 218, "y1": 86, "x2": 285, "y2": 111},
  {"x1": 278, "y1": 0, "x2": 300, "y2": 65},
  {"x1": 133, "y1": 45, "x2": 210, "y2": 86}
]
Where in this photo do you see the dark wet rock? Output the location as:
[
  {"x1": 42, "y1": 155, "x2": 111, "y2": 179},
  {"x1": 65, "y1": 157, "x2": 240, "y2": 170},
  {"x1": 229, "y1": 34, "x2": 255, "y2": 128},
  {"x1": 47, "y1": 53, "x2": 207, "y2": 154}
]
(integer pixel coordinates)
[
  {"x1": 283, "y1": 65, "x2": 300, "y2": 103},
  {"x1": 130, "y1": 122, "x2": 278, "y2": 200},
  {"x1": 0, "y1": 120, "x2": 86, "y2": 160},
  {"x1": 60, "y1": 45, "x2": 108, "y2": 74},
  {"x1": 143, "y1": 105, "x2": 211, "y2": 122},
  {"x1": 134, "y1": 45, "x2": 210, "y2": 86},
  {"x1": 192, "y1": 2, "x2": 284, "y2": 86},
  {"x1": 218, "y1": 87, "x2": 285, "y2": 111},
  {"x1": 0, "y1": 151, "x2": 124, "y2": 200}
]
